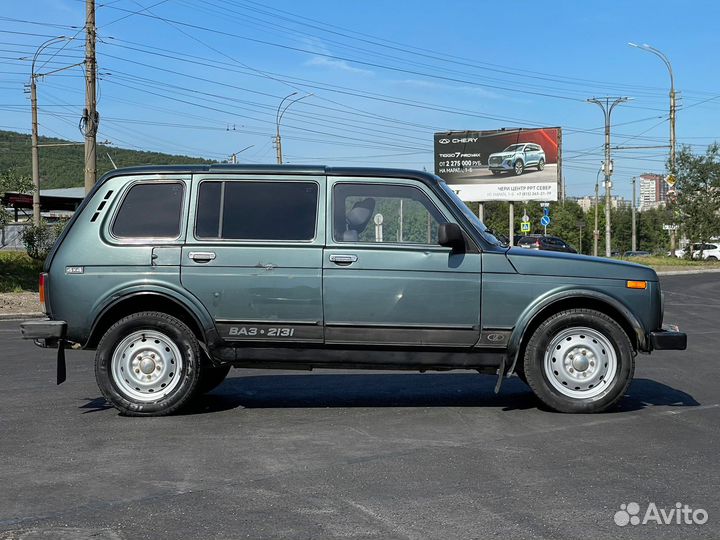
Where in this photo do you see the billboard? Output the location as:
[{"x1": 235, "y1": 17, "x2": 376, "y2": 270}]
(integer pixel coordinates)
[{"x1": 434, "y1": 127, "x2": 561, "y2": 202}]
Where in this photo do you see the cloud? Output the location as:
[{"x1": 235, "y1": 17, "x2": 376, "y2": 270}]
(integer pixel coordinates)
[{"x1": 302, "y1": 38, "x2": 373, "y2": 75}]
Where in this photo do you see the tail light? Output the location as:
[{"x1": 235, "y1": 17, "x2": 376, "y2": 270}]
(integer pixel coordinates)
[
  {"x1": 535, "y1": 240, "x2": 541, "y2": 247},
  {"x1": 39, "y1": 273, "x2": 48, "y2": 314}
]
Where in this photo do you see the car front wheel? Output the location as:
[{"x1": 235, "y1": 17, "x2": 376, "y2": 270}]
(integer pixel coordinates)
[
  {"x1": 95, "y1": 311, "x2": 202, "y2": 416},
  {"x1": 513, "y1": 160, "x2": 524, "y2": 175},
  {"x1": 523, "y1": 309, "x2": 634, "y2": 413}
]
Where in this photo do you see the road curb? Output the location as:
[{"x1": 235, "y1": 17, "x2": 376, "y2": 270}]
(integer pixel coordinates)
[
  {"x1": 656, "y1": 268, "x2": 720, "y2": 276},
  {"x1": 0, "y1": 312, "x2": 44, "y2": 321}
]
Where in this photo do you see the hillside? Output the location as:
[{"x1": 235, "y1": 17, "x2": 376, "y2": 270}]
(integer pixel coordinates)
[{"x1": 0, "y1": 130, "x2": 217, "y2": 189}]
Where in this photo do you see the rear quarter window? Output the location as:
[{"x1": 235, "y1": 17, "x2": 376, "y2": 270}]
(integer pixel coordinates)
[{"x1": 112, "y1": 182, "x2": 184, "y2": 238}]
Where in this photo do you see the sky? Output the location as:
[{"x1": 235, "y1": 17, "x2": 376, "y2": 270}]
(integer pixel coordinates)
[{"x1": 2, "y1": 0, "x2": 720, "y2": 200}]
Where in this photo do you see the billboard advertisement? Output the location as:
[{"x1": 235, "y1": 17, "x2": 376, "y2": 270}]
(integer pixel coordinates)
[{"x1": 434, "y1": 127, "x2": 561, "y2": 202}]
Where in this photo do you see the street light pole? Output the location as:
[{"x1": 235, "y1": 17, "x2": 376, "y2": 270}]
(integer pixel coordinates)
[
  {"x1": 275, "y1": 92, "x2": 312, "y2": 164},
  {"x1": 229, "y1": 144, "x2": 254, "y2": 164},
  {"x1": 631, "y1": 176, "x2": 637, "y2": 252},
  {"x1": 629, "y1": 43, "x2": 676, "y2": 252},
  {"x1": 594, "y1": 167, "x2": 601, "y2": 257},
  {"x1": 30, "y1": 36, "x2": 69, "y2": 226},
  {"x1": 587, "y1": 97, "x2": 629, "y2": 257}
]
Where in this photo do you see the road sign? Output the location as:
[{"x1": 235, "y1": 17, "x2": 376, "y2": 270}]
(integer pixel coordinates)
[
  {"x1": 666, "y1": 174, "x2": 676, "y2": 187},
  {"x1": 540, "y1": 215, "x2": 550, "y2": 227},
  {"x1": 540, "y1": 202, "x2": 550, "y2": 208},
  {"x1": 663, "y1": 224, "x2": 679, "y2": 231},
  {"x1": 521, "y1": 221, "x2": 531, "y2": 232}
]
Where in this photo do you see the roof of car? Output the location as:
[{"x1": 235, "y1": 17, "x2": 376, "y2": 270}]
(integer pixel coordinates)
[{"x1": 94, "y1": 164, "x2": 444, "y2": 188}]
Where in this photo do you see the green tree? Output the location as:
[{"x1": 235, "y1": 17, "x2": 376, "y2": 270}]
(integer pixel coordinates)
[{"x1": 674, "y1": 144, "x2": 720, "y2": 253}]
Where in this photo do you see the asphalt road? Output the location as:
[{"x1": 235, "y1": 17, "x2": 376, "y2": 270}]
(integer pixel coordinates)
[{"x1": 1, "y1": 273, "x2": 718, "y2": 539}]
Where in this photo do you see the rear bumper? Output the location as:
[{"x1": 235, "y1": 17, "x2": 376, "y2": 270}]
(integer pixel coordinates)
[
  {"x1": 648, "y1": 325, "x2": 687, "y2": 351},
  {"x1": 20, "y1": 319, "x2": 67, "y2": 348}
]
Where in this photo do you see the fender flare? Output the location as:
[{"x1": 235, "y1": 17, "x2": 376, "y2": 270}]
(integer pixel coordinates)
[
  {"x1": 506, "y1": 286, "x2": 647, "y2": 375},
  {"x1": 85, "y1": 283, "x2": 218, "y2": 348}
]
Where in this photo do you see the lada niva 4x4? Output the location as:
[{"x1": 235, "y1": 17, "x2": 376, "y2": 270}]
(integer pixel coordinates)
[{"x1": 21, "y1": 165, "x2": 686, "y2": 416}]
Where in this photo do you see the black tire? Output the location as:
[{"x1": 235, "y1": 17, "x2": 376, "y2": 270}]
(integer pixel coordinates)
[
  {"x1": 707, "y1": 256, "x2": 718, "y2": 261},
  {"x1": 513, "y1": 160, "x2": 524, "y2": 176},
  {"x1": 537, "y1": 158, "x2": 545, "y2": 171},
  {"x1": 523, "y1": 309, "x2": 634, "y2": 413},
  {"x1": 195, "y1": 361, "x2": 231, "y2": 395},
  {"x1": 95, "y1": 311, "x2": 202, "y2": 416}
]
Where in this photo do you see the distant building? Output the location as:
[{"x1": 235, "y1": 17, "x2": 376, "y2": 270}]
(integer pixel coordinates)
[
  {"x1": 638, "y1": 173, "x2": 668, "y2": 211},
  {"x1": 569, "y1": 195, "x2": 631, "y2": 212}
]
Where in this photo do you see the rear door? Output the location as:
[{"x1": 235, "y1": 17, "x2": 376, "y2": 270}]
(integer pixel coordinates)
[
  {"x1": 322, "y1": 176, "x2": 481, "y2": 348},
  {"x1": 181, "y1": 174, "x2": 325, "y2": 344}
]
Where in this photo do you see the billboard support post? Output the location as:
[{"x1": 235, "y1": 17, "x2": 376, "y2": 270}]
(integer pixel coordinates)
[
  {"x1": 508, "y1": 202, "x2": 514, "y2": 246},
  {"x1": 478, "y1": 202, "x2": 484, "y2": 223}
]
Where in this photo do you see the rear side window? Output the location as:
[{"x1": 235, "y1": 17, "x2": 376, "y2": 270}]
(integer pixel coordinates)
[
  {"x1": 112, "y1": 183, "x2": 184, "y2": 238},
  {"x1": 196, "y1": 181, "x2": 318, "y2": 241}
]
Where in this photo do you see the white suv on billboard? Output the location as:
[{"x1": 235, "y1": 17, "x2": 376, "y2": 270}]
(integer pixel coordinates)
[{"x1": 488, "y1": 143, "x2": 545, "y2": 176}]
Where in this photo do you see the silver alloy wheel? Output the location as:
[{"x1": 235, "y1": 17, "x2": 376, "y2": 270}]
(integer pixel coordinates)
[
  {"x1": 514, "y1": 161, "x2": 524, "y2": 175},
  {"x1": 110, "y1": 330, "x2": 183, "y2": 402},
  {"x1": 538, "y1": 159, "x2": 545, "y2": 170},
  {"x1": 543, "y1": 326, "x2": 618, "y2": 399}
]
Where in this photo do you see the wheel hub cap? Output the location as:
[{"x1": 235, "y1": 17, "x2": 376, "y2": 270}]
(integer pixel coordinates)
[
  {"x1": 111, "y1": 330, "x2": 183, "y2": 402},
  {"x1": 543, "y1": 327, "x2": 618, "y2": 399}
]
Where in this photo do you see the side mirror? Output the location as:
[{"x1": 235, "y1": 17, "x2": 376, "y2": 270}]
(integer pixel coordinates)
[{"x1": 438, "y1": 222, "x2": 465, "y2": 251}]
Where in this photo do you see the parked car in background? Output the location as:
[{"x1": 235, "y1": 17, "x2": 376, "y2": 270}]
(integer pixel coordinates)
[
  {"x1": 674, "y1": 243, "x2": 720, "y2": 260},
  {"x1": 517, "y1": 234, "x2": 577, "y2": 253},
  {"x1": 623, "y1": 251, "x2": 651, "y2": 258},
  {"x1": 488, "y1": 143, "x2": 545, "y2": 176}
]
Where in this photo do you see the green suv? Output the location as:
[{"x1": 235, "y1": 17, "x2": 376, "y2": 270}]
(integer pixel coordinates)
[{"x1": 20, "y1": 165, "x2": 685, "y2": 416}]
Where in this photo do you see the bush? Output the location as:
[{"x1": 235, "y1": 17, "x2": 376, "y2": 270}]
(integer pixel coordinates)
[
  {"x1": 0, "y1": 251, "x2": 42, "y2": 292},
  {"x1": 21, "y1": 221, "x2": 65, "y2": 261}
]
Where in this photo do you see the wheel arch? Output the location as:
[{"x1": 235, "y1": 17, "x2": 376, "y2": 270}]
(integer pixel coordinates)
[
  {"x1": 507, "y1": 289, "x2": 646, "y2": 375},
  {"x1": 85, "y1": 291, "x2": 212, "y2": 350}
]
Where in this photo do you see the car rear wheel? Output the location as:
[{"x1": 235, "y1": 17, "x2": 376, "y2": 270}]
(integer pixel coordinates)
[
  {"x1": 707, "y1": 255, "x2": 718, "y2": 261},
  {"x1": 513, "y1": 160, "x2": 524, "y2": 175},
  {"x1": 537, "y1": 158, "x2": 545, "y2": 171},
  {"x1": 95, "y1": 311, "x2": 202, "y2": 416},
  {"x1": 523, "y1": 309, "x2": 634, "y2": 413}
]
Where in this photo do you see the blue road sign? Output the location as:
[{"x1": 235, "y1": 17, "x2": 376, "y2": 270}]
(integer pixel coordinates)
[
  {"x1": 540, "y1": 215, "x2": 551, "y2": 227},
  {"x1": 543, "y1": 207, "x2": 550, "y2": 216}
]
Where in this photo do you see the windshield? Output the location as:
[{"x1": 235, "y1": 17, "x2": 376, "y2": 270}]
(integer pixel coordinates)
[
  {"x1": 438, "y1": 182, "x2": 505, "y2": 247},
  {"x1": 503, "y1": 144, "x2": 524, "y2": 152}
]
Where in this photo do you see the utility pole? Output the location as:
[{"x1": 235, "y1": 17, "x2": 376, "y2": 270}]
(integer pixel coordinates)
[
  {"x1": 83, "y1": 0, "x2": 98, "y2": 194},
  {"x1": 508, "y1": 202, "x2": 514, "y2": 246},
  {"x1": 631, "y1": 177, "x2": 637, "y2": 252},
  {"x1": 30, "y1": 77, "x2": 40, "y2": 226},
  {"x1": 587, "y1": 97, "x2": 629, "y2": 257},
  {"x1": 229, "y1": 144, "x2": 254, "y2": 164},
  {"x1": 29, "y1": 36, "x2": 70, "y2": 226},
  {"x1": 275, "y1": 92, "x2": 312, "y2": 165},
  {"x1": 593, "y1": 167, "x2": 602, "y2": 257},
  {"x1": 629, "y1": 43, "x2": 677, "y2": 252}
]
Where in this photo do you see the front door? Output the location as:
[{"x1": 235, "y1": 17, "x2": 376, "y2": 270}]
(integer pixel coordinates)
[
  {"x1": 181, "y1": 175, "x2": 326, "y2": 344},
  {"x1": 323, "y1": 177, "x2": 481, "y2": 347}
]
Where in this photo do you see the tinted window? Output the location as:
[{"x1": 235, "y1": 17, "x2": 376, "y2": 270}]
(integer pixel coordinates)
[
  {"x1": 112, "y1": 183, "x2": 183, "y2": 238},
  {"x1": 196, "y1": 181, "x2": 318, "y2": 241},
  {"x1": 333, "y1": 183, "x2": 446, "y2": 244}
]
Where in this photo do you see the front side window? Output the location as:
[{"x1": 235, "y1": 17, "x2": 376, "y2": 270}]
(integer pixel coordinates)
[
  {"x1": 195, "y1": 181, "x2": 318, "y2": 241},
  {"x1": 112, "y1": 182, "x2": 184, "y2": 238},
  {"x1": 333, "y1": 183, "x2": 446, "y2": 244}
]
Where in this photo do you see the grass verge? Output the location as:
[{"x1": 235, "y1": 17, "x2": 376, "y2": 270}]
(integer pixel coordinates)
[
  {"x1": 0, "y1": 251, "x2": 42, "y2": 293},
  {"x1": 614, "y1": 255, "x2": 720, "y2": 272}
]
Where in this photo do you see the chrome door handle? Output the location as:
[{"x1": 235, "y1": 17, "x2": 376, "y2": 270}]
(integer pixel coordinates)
[
  {"x1": 329, "y1": 254, "x2": 358, "y2": 265},
  {"x1": 188, "y1": 251, "x2": 216, "y2": 262}
]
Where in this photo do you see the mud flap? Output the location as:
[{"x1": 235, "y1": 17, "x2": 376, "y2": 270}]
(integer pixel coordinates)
[
  {"x1": 57, "y1": 339, "x2": 66, "y2": 385},
  {"x1": 494, "y1": 355, "x2": 506, "y2": 394}
]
